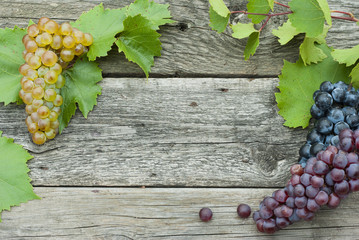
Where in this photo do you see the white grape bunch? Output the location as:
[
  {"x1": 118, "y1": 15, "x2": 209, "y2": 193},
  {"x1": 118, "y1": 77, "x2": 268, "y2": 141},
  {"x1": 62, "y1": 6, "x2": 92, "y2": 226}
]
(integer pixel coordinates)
[{"x1": 19, "y1": 17, "x2": 93, "y2": 145}]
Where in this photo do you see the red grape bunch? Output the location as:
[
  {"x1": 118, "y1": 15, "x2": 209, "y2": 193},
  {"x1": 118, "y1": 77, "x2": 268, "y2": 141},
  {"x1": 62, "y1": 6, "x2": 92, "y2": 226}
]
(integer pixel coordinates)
[{"x1": 253, "y1": 128, "x2": 359, "y2": 233}]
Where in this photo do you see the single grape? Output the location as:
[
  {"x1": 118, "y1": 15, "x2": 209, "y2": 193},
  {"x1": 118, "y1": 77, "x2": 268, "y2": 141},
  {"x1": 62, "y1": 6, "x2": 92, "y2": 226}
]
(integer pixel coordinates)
[
  {"x1": 334, "y1": 181, "x2": 350, "y2": 195},
  {"x1": 327, "y1": 108, "x2": 345, "y2": 124},
  {"x1": 27, "y1": 24, "x2": 39, "y2": 37},
  {"x1": 307, "y1": 130, "x2": 325, "y2": 144},
  {"x1": 199, "y1": 208, "x2": 212, "y2": 222},
  {"x1": 344, "y1": 91, "x2": 359, "y2": 107},
  {"x1": 315, "y1": 117, "x2": 333, "y2": 135},
  {"x1": 346, "y1": 164, "x2": 359, "y2": 179},
  {"x1": 320, "y1": 81, "x2": 334, "y2": 93},
  {"x1": 306, "y1": 185, "x2": 320, "y2": 199},
  {"x1": 310, "y1": 176, "x2": 324, "y2": 188},
  {"x1": 38, "y1": 17, "x2": 50, "y2": 31},
  {"x1": 311, "y1": 104, "x2": 326, "y2": 119},
  {"x1": 331, "y1": 88, "x2": 346, "y2": 103},
  {"x1": 42, "y1": 51, "x2": 58, "y2": 67},
  {"x1": 237, "y1": 204, "x2": 251, "y2": 218},
  {"x1": 327, "y1": 193, "x2": 341, "y2": 208},
  {"x1": 334, "y1": 122, "x2": 350, "y2": 135},
  {"x1": 32, "y1": 131, "x2": 46, "y2": 145},
  {"x1": 330, "y1": 168, "x2": 345, "y2": 182},
  {"x1": 342, "y1": 106, "x2": 357, "y2": 117},
  {"x1": 315, "y1": 92, "x2": 333, "y2": 110}
]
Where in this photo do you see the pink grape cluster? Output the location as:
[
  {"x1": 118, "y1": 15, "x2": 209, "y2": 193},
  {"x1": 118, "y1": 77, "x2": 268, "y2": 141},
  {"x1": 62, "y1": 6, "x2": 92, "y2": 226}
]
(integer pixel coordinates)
[{"x1": 253, "y1": 128, "x2": 359, "y2": 234}]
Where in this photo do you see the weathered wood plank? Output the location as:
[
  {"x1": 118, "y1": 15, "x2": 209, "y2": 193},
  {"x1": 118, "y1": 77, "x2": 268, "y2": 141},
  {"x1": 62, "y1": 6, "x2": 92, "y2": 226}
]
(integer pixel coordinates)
[
  {"x1": 0, "y1": 0, "x2": 357, "y2": 77},
  {"x1": 1, "y1": 187, "x2": 359, "y2": 239},
  {"x1": 2, "y1": 78, "x2": 306, "y2": 187}
]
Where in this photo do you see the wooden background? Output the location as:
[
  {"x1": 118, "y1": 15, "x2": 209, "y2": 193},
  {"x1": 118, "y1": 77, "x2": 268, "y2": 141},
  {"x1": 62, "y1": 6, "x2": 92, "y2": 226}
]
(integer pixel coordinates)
[{"x1": 0, "y1": 0, "x2": 358, "y2": 239}]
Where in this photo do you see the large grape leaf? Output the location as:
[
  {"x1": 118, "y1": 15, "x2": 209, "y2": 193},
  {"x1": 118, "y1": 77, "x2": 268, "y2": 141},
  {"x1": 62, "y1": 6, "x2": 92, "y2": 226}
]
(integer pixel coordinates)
[
  {"x1": 272, "y1": 20, "x2": 301, "y2": 45},
  {"x1": 59, "y1": 58, "x2": 103, "y2": 133},
  {"x1": 115, "y1": 15, "x2": 161, "y2": 78},
  {"x1": 332, "y1": 45, "x2": 359, "y2": 67},
  {"x1": 71, "y1": 4, "x2": 127, "y2": 61},
  {"x1": 209, "y1": 0, "x2": 230, "y2": 17},
  {"x1": 288, "y1": 0, "x2": 325, "y2": 38},
  {"x1": 127, "y1": 0, "x2": 175, "y2": 30},
  {"x1": 247, "y1": 0, "x2": 271, "y2": 24},
  {"x1": 267, "y1": 0, "x2": 274, "y2": 10},
  {"x1": 209, "y1": 6, "x2": 230, "y2": 33},
  {"x1": 299, "y1": 26, "x2": 329, "y2": 65},
  {"x1": 0, "y1": 27, "x2": 26, "y2": 105},
  {"x1": 276, "y1": 44, "x2": 352, "y2": 128},
  {"x1": 0, "y1": 131, "x2": 39, "y2": 221},
  {"x1": 231, "y1": 23, "x2": 258, "y2": 39},
  {"x1": 244, "y1": 32, "x2": 260, "y2": 61},
  {"x1": 317, "y1": 0, "x2": 332, "y2": 26},
  {"x1": 350, "y1": 63, "x2": 359, "y2": 88}
]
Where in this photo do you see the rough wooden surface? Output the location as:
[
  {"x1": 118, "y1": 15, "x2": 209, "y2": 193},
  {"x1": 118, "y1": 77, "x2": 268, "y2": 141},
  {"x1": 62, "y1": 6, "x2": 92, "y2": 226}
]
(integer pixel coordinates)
[
  {"x1": 0, "y1": 78, "x2": 306, "y2": 187},
  {"x1": 0, "y1": 0, "x2": 358, "y2": 77},
  {"x1": 1, "y1": 0, "x2": 359, "y2": 238},
  {"x1": 1, "y1": 188, "x2": 359, "y2": 239}
]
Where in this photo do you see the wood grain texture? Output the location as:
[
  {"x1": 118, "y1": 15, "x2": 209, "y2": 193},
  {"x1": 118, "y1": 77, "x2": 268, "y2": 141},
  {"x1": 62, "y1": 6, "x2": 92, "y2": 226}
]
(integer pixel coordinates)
[
  {"x1": 1, "y1": 187, "x2": 359, "y2": 239},
  {"x1": 0, "y1": 78, "x2": 307, "y2": 187},
  {"x1": 0, "y1": 0, "x2": 357, "y2": 77}
]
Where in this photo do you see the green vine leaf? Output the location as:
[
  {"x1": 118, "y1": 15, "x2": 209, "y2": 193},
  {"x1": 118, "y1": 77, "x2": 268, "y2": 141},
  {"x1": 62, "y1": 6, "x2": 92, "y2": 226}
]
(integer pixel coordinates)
[
  {"x1": 317, "y1": 0, "x2": 332, "y2": 26},
  {"x1": 272, "y1": 20, "x2": 301, "y2": 45},
  {"x1": 267, "y1": 0, "x2": 274, "y2": 10},
  {"x1": 276, "y1": 44, "x2": 352, "y2": 128},
  {"x1": 231, "y1": 23, "x2": 258, "y2": 39},
  {"x1": 59, "y1": 58, "x2": 103, "y2": 133},
  {"x1": 209, "y1": 6, "x2": 230, "y2": 33},
  {"x1": 350, "y1": 63, "x2": 359, "y2": 88},
  {"x1": 299, "y1": 26, "x2": 329, "y2": 65},
  {"x1": 115, "y1": 15, "x2": 161, "y2": 78},
  {"x1": 71, "y1": 4, "x2": 127, "y2": 61},
  {"x1": 288, "y1": 0, "x2": 325, "y2": 38},
  {"x1": 127, "y1": 0, "x2": 175, "y2": 30},
  {"x1": 0, "y1": 27, "x2": 26, "y2": 105},
  {"x1": 0, "y1": 131, "x2": 39, "y2": 222},
  {"x1": 247, "y1": 0, "x2": 271, "y2": 24},
  {"x1": 244, "y1": 32, "x2": 260, "y2": 60},
  {"x1": 332, "y1": 45, "x2": 359, "y2": 67},
  {"x1": 209, "y1": 0, "x2": 230, "y2": 17}
]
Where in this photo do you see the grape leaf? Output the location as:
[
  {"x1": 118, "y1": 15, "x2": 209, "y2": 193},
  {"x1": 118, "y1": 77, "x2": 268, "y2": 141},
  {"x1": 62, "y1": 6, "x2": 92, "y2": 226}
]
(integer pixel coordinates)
[
  {"x1": 332, "y1": 45, "x2": 359, "y2": 67},
  {"x1": 276, "y1": 44, "x2": 351, "y2": 128},
  {"x1": 209, "y1": 6, "x2": 230, "y2": 33},
  {"x1": 267, "y1": 0, "x2": 274, "y2": 10},
  {"x1": 288, "y1": 0, "x2": 325, "y2": 38},
  {"x1": 127, "y1": 0, "x2": 175, "y2": 30},
  {"x1": 244, "y1": 32, "x2": 260, "y2": 60},
  {"x1": 209, "y1": 0, "x2": 230, "y2": 17},
  {"x1": 272, "y1": 20, "x2": 301, "y2": 45},
  {"x1": 299, "y1": 26, "x2": 329, "y2": 65},
  {"x1": 231, "y1": 23, "x2": 258, "y2": 39},
  {"x1": 71, "y1": 4, "x2": 127, "y2": 61},
  {"x1": 59, "y1": 58, "x2": 103, "y2": 133},
  {"x1": 317, "y1": 0, "x2": 332, "y2": 26},
  {"x1": 247, "y1": 0, "x2": 271, "y2": 24},
  {"x1": 0, "y1": 27, "x2": 26, "y2": 105},
  {"x1": 0, "y1": 131, "x2": 39, "y2": 222},
  {"x1": 115, "y1": 15, "x2": 161, "y2": 78},
  {"x1": 350, "y1": 63, "x2": 359, "y2": 88}
]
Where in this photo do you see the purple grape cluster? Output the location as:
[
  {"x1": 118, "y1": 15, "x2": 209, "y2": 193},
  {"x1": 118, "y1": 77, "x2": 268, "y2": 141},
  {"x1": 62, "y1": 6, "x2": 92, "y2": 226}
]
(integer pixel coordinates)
[
  {"x1": 254, "y1": 129, "x2": 359, "y2": 233},
  {"x1": 299, "y1": 81, "x2": 359, "y2": 166}
]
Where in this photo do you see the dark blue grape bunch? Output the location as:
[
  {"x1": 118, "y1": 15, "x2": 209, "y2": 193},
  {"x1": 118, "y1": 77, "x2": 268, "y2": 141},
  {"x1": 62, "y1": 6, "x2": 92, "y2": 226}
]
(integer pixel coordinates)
[{"x1": 299, "y1": 81, "x2": 359, "y2": 167}]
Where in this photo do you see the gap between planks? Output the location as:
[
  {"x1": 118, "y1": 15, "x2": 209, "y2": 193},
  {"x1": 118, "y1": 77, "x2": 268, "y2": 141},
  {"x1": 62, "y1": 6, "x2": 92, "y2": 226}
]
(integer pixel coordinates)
[{"x1": 0, "y1": 187, "x2": 359, "y2": 239}]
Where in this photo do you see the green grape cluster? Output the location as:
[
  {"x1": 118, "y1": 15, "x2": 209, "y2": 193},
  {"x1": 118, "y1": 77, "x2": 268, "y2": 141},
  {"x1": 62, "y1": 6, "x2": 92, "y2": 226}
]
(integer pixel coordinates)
[{"x1": 19, "y1": 17, "x2": 93, "y2": 145}]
